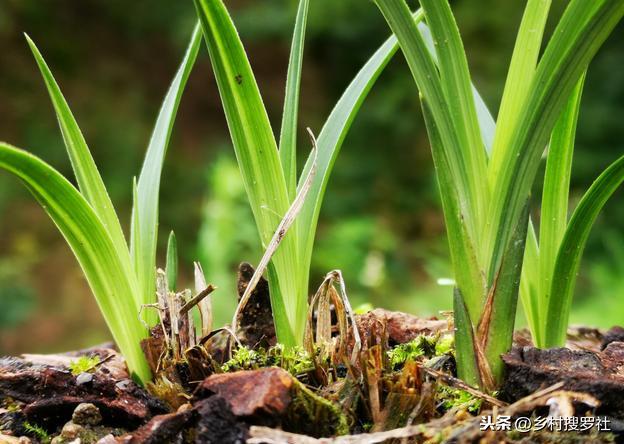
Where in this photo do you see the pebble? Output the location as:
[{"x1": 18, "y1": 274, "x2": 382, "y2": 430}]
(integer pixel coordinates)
[
  {"x1": 76, "y1": 372, "x2": 93, "y2": 385},
  {"x1": 60, "y1": 422, "x2": 83, "y2": 440},
  {"x1": 114, "y1": 379, "x2": 131, "y2": 390},
  {"x1": 0, "y1": 435, "x2": 32, "y2": 444},
  {"x1": 72, "y1": 403, "x2": 102, "y2": 426}
]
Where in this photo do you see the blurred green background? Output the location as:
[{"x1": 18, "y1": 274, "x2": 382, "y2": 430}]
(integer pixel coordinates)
[{"x1": 1, "y1": 0, "x2": 623, "y2": 354}]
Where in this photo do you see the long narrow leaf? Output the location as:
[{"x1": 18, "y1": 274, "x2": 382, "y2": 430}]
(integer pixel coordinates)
[
  {"x1": 536, "y1": 74, "x2": 585, "y2": 345},
  {"x1": 546, "y1": 155, "x2": 624, "y2": 346},
  {"x1": 131, "y1": 25, "x2": 202, "y2": 320},
  {"x1": 480, "y1": 203, "x2": 529, "y2": 387},
  {"x1": 484, "y1": 0, "x2": 624, "y2": 281},
  {"x1": 420, "y1": 95, "x2": 485, "y2": 336},
  {"x1": 416, "y1": 21, "x2": 496, "y2": 153},
  {"x1": 296, "y1": 11, "x2": 423, "y2": 323},
  {"x1": 194, "y1": 0, "x2": 301, "y2": 345},
  {"x1": 374, "y1": 0, "x2": 489, "y2": 320},
  {"x1": 25, "y1": 36, "x2": 130, "y2": 278},
  {"x1": 452, "y1": 288, "x2": 481, "y2": 388},
  {"x1": 279, "y1": 0, "x2": 309, "y2": 199},
  {"x1": 373, "y1": 0, "x2": 481, "y2": 249},
  {"x1": 488, "y1": 0, "x2": 551, "y2": 186},
  {"x1": 487, "y1": 0, "x2": 551, "y2": 328},
  {"x1": 519, "y1": 223, "x2": 541, "y2": 344},
  {"x1": 166, "y1": 231, "x2": 178, "y2": 292},
  {"x1": 419, "y1": 0, "x2": 488, "y2": 239},
  {"x1": 422, "y1": 96, "x2": 485, "y2": 386},
  {"x1": 0, "y1": 142, "x2": 150, "y2": 382},
  {"x1": 295, "y1": 6, "x2": 496, "y2": 324}
]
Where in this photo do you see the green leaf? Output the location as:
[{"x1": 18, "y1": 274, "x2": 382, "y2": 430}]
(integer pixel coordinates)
[
  {"x1": 485, "y1": 0, "x2": 624, "y2": 281},
  {"x1": 279, "y1": 0, "x2": 309, "y2": 199},
  {"x1": 480, "y1": 203, "x2": 529, "y2": 386},
  {"x1": 166, "y1": 231, "x2": 178, "y2": 292},
  {"x1": 131, "y1": 25, "x2": 202, "y2": 319},
  {"x1": 419, "y1": 0, "x2": 488, "y2": 240},
  {"x1": 452, "y1": 288, "x2": 480, "y2": 388},
  {"x1": 420, "y1": 96, "x2": 485, "y2": 327},
  {"x1": 373, "y1": 0, "x2": 482, "y2": 252},
  {"x1": 488, "y1": 0, "x2": 551, "y2": 187},
  {"x1": 519, "y1": 222, "x2": 541, "y2": 344},
  {"x1": 0, "y1": 142, "x2": 150, "y2": 383},
  {"x1": 546, "y1": 154, "x2": 624, "y2": 347},
  {"x1": 296, "y1": 10, "x2": 426, "y2": 326},
  {"x1": 373, "y1": 0, "x2": 494, "y2": 323},
  {"x1": 194, "y1": 0, "x2": 301, "y2": 345},
  {"x1": 25, "y1": 35, "x2": 130, "y2": 283},
  {"x1": 535, "y1": 74, "x2": 585, "y2": 345},
  {"x1": 416, "y1": 21, "x2": 495, "y2": 153}
]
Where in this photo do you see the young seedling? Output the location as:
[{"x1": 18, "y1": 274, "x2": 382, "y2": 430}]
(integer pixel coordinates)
[
  {"x1": 373, "y1": 0, "x2": 624, "y2": 389},
  {"x1": 520, "y1": 75, "x2": 624, "y2": 348},
  {"x1": 192, "y1": 0, "x2": 491, "y2": 347},
  {"x1": 0, "y1": 27, "x2": 202, "y2": 383}
]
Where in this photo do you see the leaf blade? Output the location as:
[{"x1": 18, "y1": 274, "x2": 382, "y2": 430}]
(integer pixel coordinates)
[
  {"x1": 485, "y1": 0, "x2": 624, "y2": 282},
  {"x1": 546, "y1": 154, "x2": 624, "y2": 346},
  {"x1": 166, "y1": 231, "x2": 178, "y2": 292},
  {"x1": 0, "y1": 142, "x2": 150, "y2": 382},
  {"x1": 25, "y1": 35, "x2": 130, "y2": 273},
  {"x1": 131, "y1": 25, "x2": 202, "y2": 316},
  {"x1": 536, "y1": 74, "x2": 585, "y2": 345},
  {"x1": 295, "y1": 10, "x2": 424, "y2": 326},
  {"x1": 488, "y1": 0, "x2": 551, "y2": 187},
  {"x1": 279, "y1": 0, "x2": 309, "y2": 199},
  {"x1": 194, "y1": 0, "x2": 301, "y2": 344},
  {"x1": 419, "y1": 0, "x2": 488, "y2": 239}
]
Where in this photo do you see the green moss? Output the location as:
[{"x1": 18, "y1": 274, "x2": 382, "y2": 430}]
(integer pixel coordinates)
[
  {"x1": 221, "y1": 345, "x2": 313, "y2": 376},
  {"x1": 436, "y1": 386, "x2": 482, "y2": 413},
  {"x1": 68, "y1": 355, "x2": 100, "y2": 376},
  {"x1": 147, "y1": 375, "x2": 188, "y2": 411},
  {"x1": 434, "y1": 334, "x2": 454, "y2": 355},
  {"x1": 270, "y1": 345, "x2": 314, "y2": 375},
  {"x1": 221, "y1": 346, "x2": 262, "y2": 372},
  {"x1": 2, "y1": 397, "x2": 21, "y2": 413},
  {"x1": 23, "y1": 421, "x2": 51, "y2": 443},
  {"x1": 387, "y1": 335, "x2": 437, "y2": 368},
  {"x1": 287, "y1": 378, "x2": 349, "y2": 437}
]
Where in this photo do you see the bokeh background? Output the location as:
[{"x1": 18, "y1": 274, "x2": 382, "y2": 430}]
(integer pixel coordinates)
[{"x1": 1, "y1": 0, "x2": 623, "y2": 354}]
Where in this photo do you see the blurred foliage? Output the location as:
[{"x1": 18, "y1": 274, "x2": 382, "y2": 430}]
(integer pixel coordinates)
[
  {"x1": 0, "y1": 0, "x2": 622, "y2": 353},
  {"x1": 197, "y1": 153, "x2": 259, "y2": 325}
]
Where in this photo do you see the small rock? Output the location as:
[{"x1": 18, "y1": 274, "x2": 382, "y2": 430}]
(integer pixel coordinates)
[
  {"x1": 72, "y1": 404, "x2": 102, "y2": 426},
  {"x1": 0, "y1": 434, "x2": 31, "y2": 444},
  {"x1": 95, "y1": 435, "x2": 118, "y2": 444},
  {"x1": 60, "y1": 422, "x2": 84, "y2": 440},
  {"x1": 76, "y1": 373, "x2": 93, "y2": 385},
  {"x1": 115, "y1": 380, "x2": 132, "y2": 391}
]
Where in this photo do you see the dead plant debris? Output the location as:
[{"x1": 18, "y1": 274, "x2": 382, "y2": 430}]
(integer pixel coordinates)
[{"x1": 2, "y1": 293, "x2": 623, "y2": 443}]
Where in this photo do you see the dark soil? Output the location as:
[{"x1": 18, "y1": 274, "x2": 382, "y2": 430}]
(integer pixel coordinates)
[{"x1": 1, "y1": 266, "x2": 622, "y2": 443}]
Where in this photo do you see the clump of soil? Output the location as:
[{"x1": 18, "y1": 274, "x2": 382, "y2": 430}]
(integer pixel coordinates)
[{"x1": 1, "y1": 265, "x2": 622, "y2": 443}]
